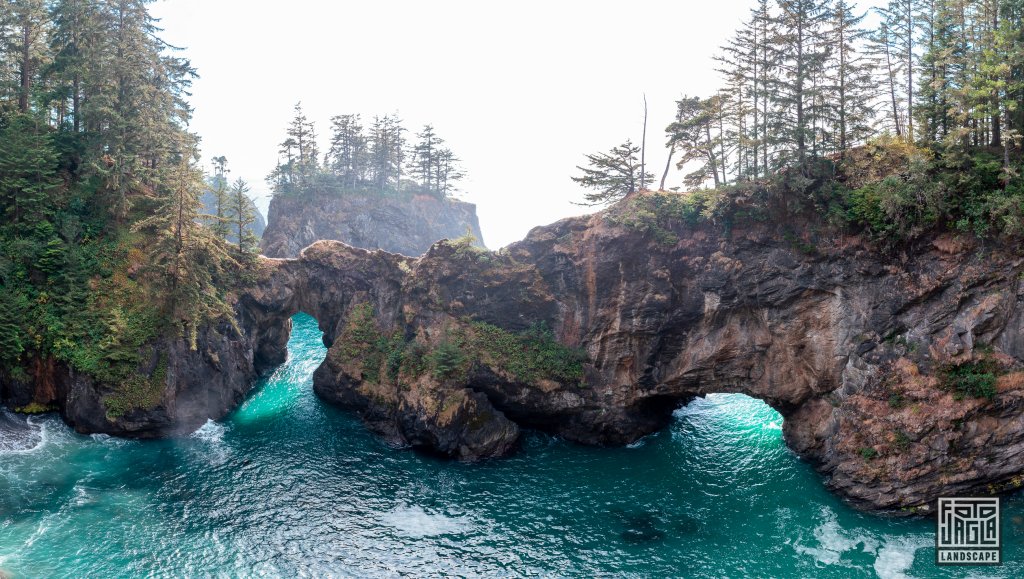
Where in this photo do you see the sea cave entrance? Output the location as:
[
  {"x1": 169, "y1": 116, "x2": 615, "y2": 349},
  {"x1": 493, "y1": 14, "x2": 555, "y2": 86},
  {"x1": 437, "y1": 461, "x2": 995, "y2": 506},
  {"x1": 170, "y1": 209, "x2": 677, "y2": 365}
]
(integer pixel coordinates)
[{"x1": 668, "y1": 393, "x2": 791, "y2": 488}]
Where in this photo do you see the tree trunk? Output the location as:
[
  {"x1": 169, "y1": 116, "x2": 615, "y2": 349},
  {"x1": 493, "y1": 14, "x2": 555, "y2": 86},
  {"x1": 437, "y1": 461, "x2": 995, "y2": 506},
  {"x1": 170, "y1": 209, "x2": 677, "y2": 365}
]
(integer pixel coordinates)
[
  {"x1": 19, "y1": 20, "x2": 31, "y2": 112},
  {"x1": 659, "y1": 143, "x2": 676, "y2": 191},
  {"x1": 641, "y1": 94, "x2": 648, "y2": 191}
]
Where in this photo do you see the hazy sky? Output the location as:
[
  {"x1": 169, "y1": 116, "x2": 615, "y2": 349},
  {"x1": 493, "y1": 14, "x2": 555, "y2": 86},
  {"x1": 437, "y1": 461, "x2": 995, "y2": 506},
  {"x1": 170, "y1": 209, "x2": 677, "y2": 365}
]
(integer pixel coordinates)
[{"x1": 150, "y1": 0, "x2": 885, "y2": 249}]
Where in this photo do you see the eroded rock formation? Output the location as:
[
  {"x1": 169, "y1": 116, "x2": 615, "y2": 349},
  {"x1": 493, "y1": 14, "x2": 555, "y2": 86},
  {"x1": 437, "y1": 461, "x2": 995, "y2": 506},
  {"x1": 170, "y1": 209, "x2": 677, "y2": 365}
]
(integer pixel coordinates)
[
  {"x1": 5, "y1": 191, "x2": 1024, "y2": 514},
  {"x1": 261, "y1": 190, "x2": 485, "y2": 258},
  {"x1": 242, "y1": 192, "x2": 1024, "y2": 513}
]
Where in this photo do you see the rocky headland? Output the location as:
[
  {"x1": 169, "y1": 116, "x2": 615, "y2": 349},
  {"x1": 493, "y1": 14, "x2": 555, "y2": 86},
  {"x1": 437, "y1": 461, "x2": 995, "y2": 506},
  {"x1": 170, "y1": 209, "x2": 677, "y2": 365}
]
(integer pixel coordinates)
[{"x1": 4, "y1": 191, "x2": 1024, "y2": 515}]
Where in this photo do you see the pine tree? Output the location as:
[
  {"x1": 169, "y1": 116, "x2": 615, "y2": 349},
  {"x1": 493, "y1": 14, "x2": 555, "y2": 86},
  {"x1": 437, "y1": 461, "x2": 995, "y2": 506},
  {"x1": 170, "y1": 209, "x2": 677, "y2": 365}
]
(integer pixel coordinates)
[
  {"x1": 412, "y1": 124, "x2": 442, "y2": 195},
  {"x1": 229, "y1": 177, "x2": 257, "y2": 258},
  {"x1": 326, "y1": 113, "x2": 368, "y2": 189},
  {"x1": 773, "y1": 0, "x2": 831, "y2": 162},
  {"x1": 822, "y1": 0, "x2": 877, "y2": 155},
  {"x1": 0, "y1": 113, "x2": 60, "y2": 232},
  {"x1": 135, "y1": 139, "x2": 237, "y2": 348},
  {"x1": 0, "y1": 0, "x2": 51, "y2": 113},
  {"x1": 876, "y1": 0, "x2": 916, "y2": 140},
  {"x1": 47, "y1": 0, "x2": 105, "y2": 134},
  {"x1": 435, "y1": 148, "x2": 464, "y2": 198},
  {"x1": 366, "y1": 113, "x2": 404, "y2": 191},
  {"x1": 286, "y1": 102, "x2": 319, "y2": 191},
  {"x1": 208, "y1": 156, "x2": 230, "y2": 239},
  {"x1": 668, "y1": 96, "x2": 726, "y2": 188},
  {"x1": 571, "y1": 139, "x2": 652, "y2": 205}
]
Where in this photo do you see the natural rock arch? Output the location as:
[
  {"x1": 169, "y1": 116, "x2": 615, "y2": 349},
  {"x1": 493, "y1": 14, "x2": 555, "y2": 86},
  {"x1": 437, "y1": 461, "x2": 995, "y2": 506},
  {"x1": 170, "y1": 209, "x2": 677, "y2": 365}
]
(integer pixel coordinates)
[{"x1": 239, "y1": 198, "x2": 1024, "y2": 514}]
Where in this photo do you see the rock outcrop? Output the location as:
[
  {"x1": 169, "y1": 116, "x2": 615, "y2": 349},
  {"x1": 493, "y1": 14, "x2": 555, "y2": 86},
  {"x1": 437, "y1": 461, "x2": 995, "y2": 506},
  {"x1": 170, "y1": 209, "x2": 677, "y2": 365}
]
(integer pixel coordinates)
[
  {"x1": 260, "y1": 190, "x2": 485, "y2": 258},
  {"x1": 5, "y1": 191, "x2": 1024, "y2": 515},
  {"x1": 241, "y1": 192, "x2": 1024, "y2": 513},
  {"x1": 0, "y1": 315, "x2": 274, "y2": 438}
]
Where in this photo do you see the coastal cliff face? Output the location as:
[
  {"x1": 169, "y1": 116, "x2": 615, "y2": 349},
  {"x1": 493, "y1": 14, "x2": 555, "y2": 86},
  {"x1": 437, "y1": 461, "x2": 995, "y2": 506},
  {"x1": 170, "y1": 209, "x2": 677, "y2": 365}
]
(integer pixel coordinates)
[
  {"x1": 0, "y1": 314, "x2": 278, "y2": 438},
  {"x1": 5, "y1": 191, "x2": 1024, "y2": 514},
  {"x1": 240, "y1": 192, "x2": 1024, "y2": 513},
  {"x1": 260, "y1": 191, "x2": 485, "y2": 258}
]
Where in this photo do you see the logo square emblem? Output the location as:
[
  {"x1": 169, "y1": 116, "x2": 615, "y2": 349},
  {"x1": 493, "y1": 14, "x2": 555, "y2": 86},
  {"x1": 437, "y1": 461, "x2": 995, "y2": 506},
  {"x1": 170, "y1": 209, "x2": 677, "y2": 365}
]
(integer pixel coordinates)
[{"x1": 936, "y1": 497, "x2": 1001, "y2": 566}]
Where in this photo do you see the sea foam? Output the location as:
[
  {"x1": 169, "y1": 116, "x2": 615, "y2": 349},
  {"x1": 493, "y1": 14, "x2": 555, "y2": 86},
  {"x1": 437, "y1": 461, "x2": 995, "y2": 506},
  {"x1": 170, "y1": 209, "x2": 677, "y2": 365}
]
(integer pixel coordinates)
[{"x1": 381, "y1": 505, "x2": 473, "y2": 538}]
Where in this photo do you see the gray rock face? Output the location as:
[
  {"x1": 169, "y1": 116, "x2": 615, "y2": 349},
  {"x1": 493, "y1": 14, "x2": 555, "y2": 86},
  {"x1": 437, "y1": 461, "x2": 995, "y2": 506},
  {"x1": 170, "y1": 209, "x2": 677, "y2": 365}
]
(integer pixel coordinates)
[{"x1": 260, "y1": 191, "x2": 485, "y2": 258}]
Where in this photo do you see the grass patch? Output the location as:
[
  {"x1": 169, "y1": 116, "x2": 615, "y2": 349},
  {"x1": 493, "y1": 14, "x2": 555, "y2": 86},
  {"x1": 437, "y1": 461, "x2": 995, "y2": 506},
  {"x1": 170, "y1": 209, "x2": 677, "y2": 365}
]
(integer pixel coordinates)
[
  {"x1": 13, "y1": 402, "x2": 54, "y2": 414},
  {"x1": 468, "y1": 321, "x2": 586, "y2": 385}
]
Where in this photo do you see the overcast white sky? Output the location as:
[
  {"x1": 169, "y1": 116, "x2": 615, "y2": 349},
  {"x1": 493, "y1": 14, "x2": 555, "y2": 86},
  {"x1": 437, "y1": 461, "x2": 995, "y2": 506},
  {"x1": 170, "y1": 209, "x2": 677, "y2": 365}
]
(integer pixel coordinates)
[{"x1": 151, "y1": 0, "x2": 885, "y2": 249}]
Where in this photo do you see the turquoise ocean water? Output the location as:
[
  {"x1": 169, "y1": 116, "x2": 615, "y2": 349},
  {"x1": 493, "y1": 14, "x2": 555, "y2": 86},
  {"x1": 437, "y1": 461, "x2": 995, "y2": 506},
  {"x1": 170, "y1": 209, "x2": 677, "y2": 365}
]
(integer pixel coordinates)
[{"x1": 2, "y1": 313, "x2": 1023, "y2": 577}]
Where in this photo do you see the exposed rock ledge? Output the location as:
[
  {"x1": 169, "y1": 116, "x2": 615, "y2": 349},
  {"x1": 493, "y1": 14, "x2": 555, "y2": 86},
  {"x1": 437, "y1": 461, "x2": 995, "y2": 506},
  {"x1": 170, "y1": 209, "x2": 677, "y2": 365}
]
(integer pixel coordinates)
[{"x1": 5, "y1": 192, "x2": 1024, "y2": 514}]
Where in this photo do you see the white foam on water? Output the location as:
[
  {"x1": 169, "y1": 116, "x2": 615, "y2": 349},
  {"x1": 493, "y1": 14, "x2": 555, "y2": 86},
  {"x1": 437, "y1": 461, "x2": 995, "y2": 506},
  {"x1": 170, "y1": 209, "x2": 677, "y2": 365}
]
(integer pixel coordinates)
[
  {"x1": 70, "y1": 484, "x2": 97, "y2": 508},
  {"x1": 793, "y1": 507, "x2": 878, "y2": 568},
  {"x1": 626, "y1": 439, "x2": 646, "y2": 449},
  {"x1": 0, "y1": 414, "x2": 47, "y2": 455},
  {"x1": 766, "y1": 420, "x2": 783, "y2": 431},
  {"x1": 872, "y1": 535, "x2": 931, "y2": 579},
  {"x1": 189, "y1": 419, "x2": 230, "y2": 465},
  {"x1": 190, "y1": 419, "x2": 227, "y2": 443},
  {"x1": 380, "y1": 505, "x2": 473, "y2": 538}
]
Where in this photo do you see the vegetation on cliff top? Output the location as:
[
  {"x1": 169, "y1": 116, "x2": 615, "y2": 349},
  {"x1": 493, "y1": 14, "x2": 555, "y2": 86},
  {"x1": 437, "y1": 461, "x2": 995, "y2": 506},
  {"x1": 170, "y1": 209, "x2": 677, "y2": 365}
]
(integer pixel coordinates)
[
  {"x1": 266, "y1": 104, "x2": 466, "y2": 201},
  {"x1": 577, "y1": 0, "x2": 1024, "y2": 246},
  {"x1": 0, "y1": 0, "x2": 256, "y2": 414}
]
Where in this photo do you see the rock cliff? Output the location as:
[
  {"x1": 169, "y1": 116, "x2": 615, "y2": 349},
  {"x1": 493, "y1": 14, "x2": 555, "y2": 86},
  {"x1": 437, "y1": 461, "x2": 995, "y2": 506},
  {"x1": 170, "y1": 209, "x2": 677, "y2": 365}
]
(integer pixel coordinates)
[
  {"x1": 5, "y1": 191, "x2": 1024, "y2": 515},
  {"x1": 242, "y1": 191, "x2": 1024, "y2": 513},
  {"x1": 260, "y1": 190, "x2": 485, "y2": 258},
  {"x1": 0, "y1": 314, "x2": 276, "y2": 438}
]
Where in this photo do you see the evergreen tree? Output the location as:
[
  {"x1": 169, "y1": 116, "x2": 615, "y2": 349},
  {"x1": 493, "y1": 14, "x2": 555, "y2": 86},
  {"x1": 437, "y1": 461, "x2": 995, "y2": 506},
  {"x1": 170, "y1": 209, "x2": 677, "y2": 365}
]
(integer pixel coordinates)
[
  {"x1": 773, "y1": 0, "x2": 831, "y2": 162},
  {"x1": 0, "y1": 113, "x2": 60, "y2": 232},
  {"x1": 229, "y1": 177, "x2": 257, "y2": 258},
  {"x1": 822, "y1": 0, "x2": 877, "y2": 154},
  {"x1": 412, "y1": 124, "x2": 442, "y2": 195},
  {"x1": 875, "y1": 0, "x2": 916, "y2": 140},
  {"x1": 367, "y1": 113, "x2": 404, "y2": 191},
  {"x1": 571, "y1": 139, "x2": 652, "y2": 205},
  {"x1": 208, "y1": 155, "x2": 230, "y2": 239},
  {"x1": 1, "y1": 0, "x2": 51, "y2": 113},
  {"x1": 326, "y1": 113, "x2": 368, "y2": 189},
  {"x1": 668, "y1": 96, "x2": 726, "y2": 188},
  {"x1": 135, "y1": 139, "x2": 236, "y2": 348}
]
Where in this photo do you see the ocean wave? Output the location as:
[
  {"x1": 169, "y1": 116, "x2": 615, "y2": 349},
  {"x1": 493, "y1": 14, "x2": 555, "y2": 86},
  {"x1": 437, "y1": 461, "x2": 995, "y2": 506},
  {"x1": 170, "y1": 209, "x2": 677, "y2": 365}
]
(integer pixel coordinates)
[
  {"x1": 792, "y1": 507, "x2": 878, "y2": 567},
  {"x1": 0, "y1": 411, "x2": 46, "y2": 455}
]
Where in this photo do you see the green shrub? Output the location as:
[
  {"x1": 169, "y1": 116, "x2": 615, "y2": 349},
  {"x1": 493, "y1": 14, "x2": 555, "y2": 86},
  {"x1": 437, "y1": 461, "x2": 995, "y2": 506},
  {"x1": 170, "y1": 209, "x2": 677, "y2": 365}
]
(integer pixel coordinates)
[
  {"x1": 943, "y1": 359, "x2": 999, "y2": 400},
  {"x1": 469, "y1": 321, "x2": 586, "y2": 385},
  {"x1": 430, "y1": 341, "x2": 467, "y2": 381},
  {"x1": 859, "y1": 447, "x2": 878, "y2": 460},
  {"x1": 893, "y1": 430, "x2": 911, "y2": 451}
]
